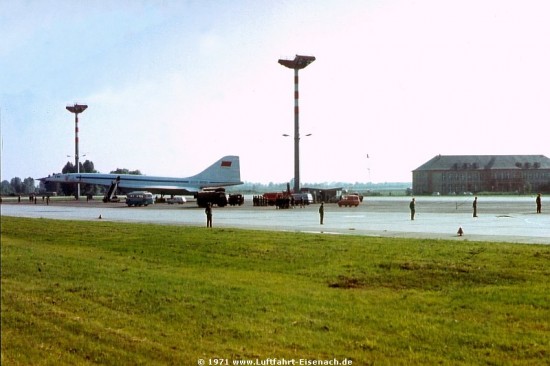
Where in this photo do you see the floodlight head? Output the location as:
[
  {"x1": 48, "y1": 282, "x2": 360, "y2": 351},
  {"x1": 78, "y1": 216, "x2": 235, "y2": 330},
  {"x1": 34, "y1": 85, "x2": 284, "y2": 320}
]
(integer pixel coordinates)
[
  {"x1": 278, "y1": 54, "x2": 316, "y2": 70},
  {"x1": 66, "y1": 104, "x2": 88, "y2": 114}
]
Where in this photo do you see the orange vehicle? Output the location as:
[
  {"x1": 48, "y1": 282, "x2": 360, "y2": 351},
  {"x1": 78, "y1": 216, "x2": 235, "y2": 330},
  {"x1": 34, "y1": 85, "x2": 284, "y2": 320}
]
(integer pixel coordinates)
[{"x1": 338, "y1": 195, "x2": 361, "y2": 207}]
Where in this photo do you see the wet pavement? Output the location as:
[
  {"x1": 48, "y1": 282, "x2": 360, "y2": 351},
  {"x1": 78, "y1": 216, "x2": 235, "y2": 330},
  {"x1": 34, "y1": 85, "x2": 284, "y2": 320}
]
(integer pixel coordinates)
[{"x1": 2, "y1": 196, "x2": 549, "y2": 244}]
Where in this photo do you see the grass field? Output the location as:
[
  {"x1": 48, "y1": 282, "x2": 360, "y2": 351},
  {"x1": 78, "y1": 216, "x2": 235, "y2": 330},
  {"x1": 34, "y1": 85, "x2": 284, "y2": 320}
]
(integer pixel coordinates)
[{"x1": 1, "y1": 216, "x2": 549, "y2": 365}]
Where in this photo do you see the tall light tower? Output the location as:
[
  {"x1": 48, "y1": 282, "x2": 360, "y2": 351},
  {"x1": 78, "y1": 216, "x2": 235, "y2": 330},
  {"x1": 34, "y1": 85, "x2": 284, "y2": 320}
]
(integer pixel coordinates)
[
  {"x1": 278, "y1": 54, "x2": 315, "y2": 193},
  {"x1": 66, "y1": 103, "x2": 88, "y2": 199}
]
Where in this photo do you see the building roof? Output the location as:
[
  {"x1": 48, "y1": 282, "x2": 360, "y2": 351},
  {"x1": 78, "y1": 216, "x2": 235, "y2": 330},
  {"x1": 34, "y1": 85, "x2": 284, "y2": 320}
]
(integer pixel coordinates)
[{"x1": 413, "y1": 155, "x2": 550, "y2": 172}]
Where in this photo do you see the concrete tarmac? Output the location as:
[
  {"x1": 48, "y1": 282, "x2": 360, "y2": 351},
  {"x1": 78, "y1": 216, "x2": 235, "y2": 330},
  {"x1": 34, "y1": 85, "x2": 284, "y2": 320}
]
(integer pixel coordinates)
[{"x1": 2, "y1": 196, "x2": 549, "y2": 244}]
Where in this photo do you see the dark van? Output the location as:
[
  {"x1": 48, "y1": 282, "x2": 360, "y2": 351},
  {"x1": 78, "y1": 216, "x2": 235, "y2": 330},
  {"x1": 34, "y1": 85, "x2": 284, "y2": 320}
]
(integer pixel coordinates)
[{"x1": 125, "y1": 191, "x2": 154, "y2": 207}]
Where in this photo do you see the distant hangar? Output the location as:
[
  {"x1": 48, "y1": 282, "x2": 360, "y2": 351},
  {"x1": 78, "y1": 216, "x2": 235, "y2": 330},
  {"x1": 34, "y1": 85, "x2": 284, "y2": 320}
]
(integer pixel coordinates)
[{"x1": 413, "y1": 155, "x2": 550, "y2": 195}]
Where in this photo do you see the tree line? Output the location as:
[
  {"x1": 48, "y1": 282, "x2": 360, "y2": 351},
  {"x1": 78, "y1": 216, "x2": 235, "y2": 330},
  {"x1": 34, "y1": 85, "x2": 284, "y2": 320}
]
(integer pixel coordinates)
[{"x1": 1, "y1": 177, "x2": 37, "y2": 196}]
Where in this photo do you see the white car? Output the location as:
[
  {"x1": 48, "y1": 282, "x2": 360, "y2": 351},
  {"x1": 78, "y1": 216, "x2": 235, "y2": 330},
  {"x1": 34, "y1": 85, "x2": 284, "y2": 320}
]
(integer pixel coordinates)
[{"x1": 166, "y1": 196, "x2": 186, "y2": 204}]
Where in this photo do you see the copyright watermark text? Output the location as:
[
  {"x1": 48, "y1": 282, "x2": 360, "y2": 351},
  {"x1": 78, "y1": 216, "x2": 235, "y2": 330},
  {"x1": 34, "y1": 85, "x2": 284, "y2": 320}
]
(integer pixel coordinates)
[{"x1": 197, "y1": 358, "x2": 352, "y2": 365}]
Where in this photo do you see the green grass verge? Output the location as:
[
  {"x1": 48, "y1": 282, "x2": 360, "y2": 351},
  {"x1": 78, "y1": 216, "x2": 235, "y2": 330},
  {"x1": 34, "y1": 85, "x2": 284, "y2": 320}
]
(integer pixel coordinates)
[{"x1": 1, "y1": 217, "x2": 549, "y2": 365}]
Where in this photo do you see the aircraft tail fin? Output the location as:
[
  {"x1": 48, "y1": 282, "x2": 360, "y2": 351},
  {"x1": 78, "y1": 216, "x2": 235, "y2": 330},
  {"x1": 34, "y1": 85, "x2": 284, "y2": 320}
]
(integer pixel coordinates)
[{"x1": 191, "y1": 156, "x2": 242, "y2": 186}]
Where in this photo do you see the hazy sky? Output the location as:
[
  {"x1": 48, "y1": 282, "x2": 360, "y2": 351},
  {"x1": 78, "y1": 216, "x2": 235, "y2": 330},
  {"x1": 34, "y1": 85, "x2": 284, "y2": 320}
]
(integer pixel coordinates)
[{"x1": 2, "y1": 0, "x2": 549, "y2": 185}]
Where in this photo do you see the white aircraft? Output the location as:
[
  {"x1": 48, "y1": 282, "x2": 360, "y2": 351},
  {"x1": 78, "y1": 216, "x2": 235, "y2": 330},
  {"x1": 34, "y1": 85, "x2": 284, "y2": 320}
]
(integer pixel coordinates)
[{"x1": 41, "y1": 155, "x2": 242, "y2": 199}]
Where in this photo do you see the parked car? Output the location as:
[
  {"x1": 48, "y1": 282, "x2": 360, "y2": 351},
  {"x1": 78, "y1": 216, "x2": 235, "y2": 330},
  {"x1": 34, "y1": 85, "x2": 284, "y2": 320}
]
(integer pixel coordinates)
[
  {"x1": 166, "y1": 196, "x2": 186, "y2": 204},
  {"x1": 291, "y1": 193, "x2": 313, "y2": 205},
  {"x1": 125, "y1": 191, "x2": 154, "y2": 207},
  {"x1": 196, "y1": 190, "x2": 228, "y2": 207},
  {"x1": 338, "y1": 195, "x2": 360, "y2": 207},
  {"x1": 228, "y1": 194, "x2": 244, "y2": 206}
]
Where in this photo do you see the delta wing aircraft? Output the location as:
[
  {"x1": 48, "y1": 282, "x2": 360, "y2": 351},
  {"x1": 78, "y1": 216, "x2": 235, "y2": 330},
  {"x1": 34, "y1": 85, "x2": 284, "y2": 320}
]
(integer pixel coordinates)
[{"x1": 41, "y1": 155, "x2": 242, "y2": 200}]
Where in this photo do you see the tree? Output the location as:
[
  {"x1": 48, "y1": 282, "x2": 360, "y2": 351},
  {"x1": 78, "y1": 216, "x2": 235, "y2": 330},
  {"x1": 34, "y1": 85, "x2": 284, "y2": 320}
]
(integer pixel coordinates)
[
  {"x1": 82, "y1": 160, "x2": 97, "y2": 174},
  {"x1": 1, "y1": 180, "x2": 14, "y2": 195},
  {"x1": 10, "y1": 177, "x2": 23, "y2": 194},
  {"x1": 56, "y1": 162, "x2": 76, "y2": 196},
  {"x1": 22, "y1": 177, "x2": 36, "y2": 194},
  {"x1": 62, "y1": 161, "x2": 76, "y2": 174},
  {"x1": 61, "y1": 160, "x2": 97, "y2": 174},
  {"x1": 110, "y1": 168, "x2": 142, "y2": 175}
]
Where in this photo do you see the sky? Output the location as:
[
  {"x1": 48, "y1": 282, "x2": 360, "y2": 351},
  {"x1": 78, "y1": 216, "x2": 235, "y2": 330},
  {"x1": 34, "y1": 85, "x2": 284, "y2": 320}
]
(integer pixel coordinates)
[{"x1": 1, "y1": 0, "x2": 549, "y2": 185}]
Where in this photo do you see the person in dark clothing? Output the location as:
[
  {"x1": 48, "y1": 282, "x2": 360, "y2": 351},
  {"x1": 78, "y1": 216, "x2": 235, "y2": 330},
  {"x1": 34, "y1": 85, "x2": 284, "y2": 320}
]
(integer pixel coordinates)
[
  {"x1": 473, "y1": 196, "x2": 478, "y2": 217},
  {"x1": 536, "y1": 193, "x2": 542, "y2": 214},
  {"x1": 409, "y1": 198, "x2": 416, "y2": 220},
  {"x1": 319, "y1": 202, "x2": 324, "y2": 225},
  {"x1": 205, "y1": 203, "x2": 213, "y2": 228}
]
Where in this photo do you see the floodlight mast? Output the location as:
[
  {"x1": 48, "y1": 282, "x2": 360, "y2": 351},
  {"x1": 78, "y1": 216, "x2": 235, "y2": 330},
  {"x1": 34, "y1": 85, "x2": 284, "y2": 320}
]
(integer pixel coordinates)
[
  {"x1": 278, "y1": 55, "x2": 315, "y2": 193},
  {"x1": 66, "y1": 103, "x2": 88, "y2": 199}
]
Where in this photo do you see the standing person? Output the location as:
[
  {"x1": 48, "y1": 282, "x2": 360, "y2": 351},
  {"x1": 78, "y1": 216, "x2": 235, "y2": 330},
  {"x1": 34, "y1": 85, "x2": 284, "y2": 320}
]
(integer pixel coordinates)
[
  {"x1": 409, "y1": 198, "x2": 416, "y2": 220},
  {"x1": 205, "y1": 203, "x2": 213, "y2": 228},
  {"x1": 319, "y1": 202, "x2": 324, "y2": 225},
  {"x1": 536, "y1": 193, "x2": 542, "y2": 214},
  {"x1": 473, "y1": 196, "x2": 478, "y2": 217}
]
